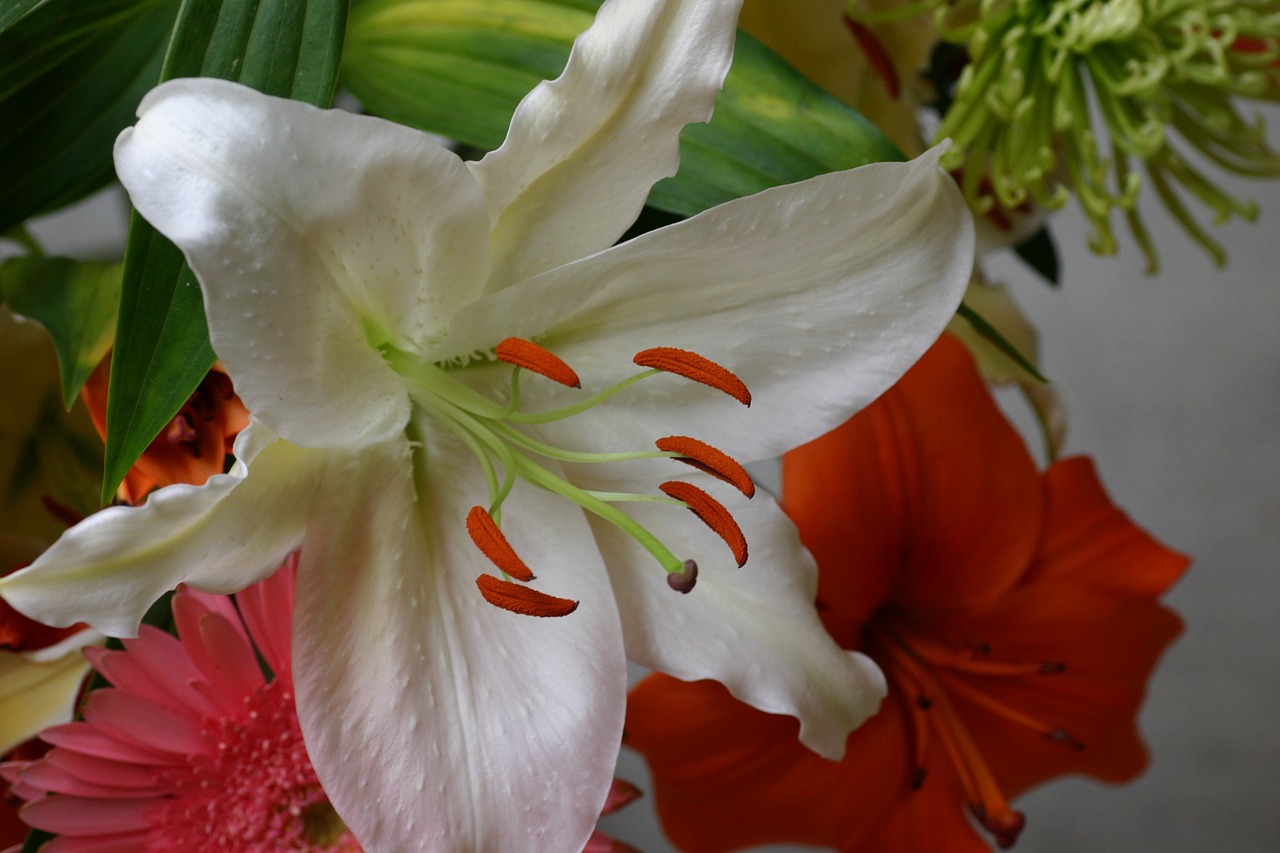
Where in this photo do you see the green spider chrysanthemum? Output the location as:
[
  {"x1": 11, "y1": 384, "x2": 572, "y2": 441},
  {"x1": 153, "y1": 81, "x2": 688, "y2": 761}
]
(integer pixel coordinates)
[{"x1": 852, "y1": 0, "x2": 1280, "y2": 269}]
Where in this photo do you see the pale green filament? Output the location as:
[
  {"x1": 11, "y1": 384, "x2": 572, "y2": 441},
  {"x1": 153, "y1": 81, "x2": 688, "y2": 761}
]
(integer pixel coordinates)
[
  {"x1": 849, "y1": 0, "x2": 1280, "y2": 269},
  {"x1": 388, "y1": 347, "x2": 705, "y2": 578}
]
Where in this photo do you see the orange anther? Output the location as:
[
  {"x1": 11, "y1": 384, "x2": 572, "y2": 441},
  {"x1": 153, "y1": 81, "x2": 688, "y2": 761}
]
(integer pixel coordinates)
[
  {"x1": 475, "y1": 574, "x2": 579, "y2": 618},
  {"x1": 656, "y1": 436, "x2": 755, "y2": 498},
  {"x1": 633, "y1": 347, "x2": 751, "y2": 406},
  {"x1": 466, "y1": 506, "x2": 535, "y2": 582},
  {"x1": 496, "y1": 337, "x2": 581, "y2": 388},
  {"x1": 659, "y1": 481, "x2": 748, "y2": 567}
]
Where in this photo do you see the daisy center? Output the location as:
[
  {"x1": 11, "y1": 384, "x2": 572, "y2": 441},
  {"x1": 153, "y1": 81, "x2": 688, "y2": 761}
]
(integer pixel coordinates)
[
  {"x1": 154, "y1": 679, "x2": 361, "y2": 851},
  {"x1": 383, "y1": 338, "x2": 756, "y2": 617}
]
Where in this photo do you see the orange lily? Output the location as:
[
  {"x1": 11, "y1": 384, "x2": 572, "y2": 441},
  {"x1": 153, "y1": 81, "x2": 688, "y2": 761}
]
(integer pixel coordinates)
[
  {"x1": 627, "y1": 334, "x2": 1188, "y2": 851},
  {"x1": 81, "y1": 355, "x2": 249, "y2": 504}
]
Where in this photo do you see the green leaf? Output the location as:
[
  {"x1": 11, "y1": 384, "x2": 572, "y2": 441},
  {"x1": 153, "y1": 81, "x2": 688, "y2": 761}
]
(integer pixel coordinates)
[
  {"x1": 20, "y1": 830, "x2": 54, "y2": 853},
  {"x1": 1013, "y1": 225, "x2": 1061, "y2": 286},
  {"x1": 107, "y1": 218, "x2": 217, "y2": 504},
  {"x1": 104, "y1": 0, "x2": 348, "y2": 503},
  {"x1": 956, "y1": 302, "x2": 1048, "y2": 384},
  {"x1": 342, "y1": 0, "x2": 903, "y2": 216},
  {"x1": 0, "y1": 0, "x2": 43, "y2": 34},
  {"x1": 651, "y1": 31, "x2": 904, "y2": 214},
  {"x1": 0, "y1": 0, "x2": 180, "y2": 234},
  {"x1": 0, "y1": 255, "x2": 122, "y2": 407}
]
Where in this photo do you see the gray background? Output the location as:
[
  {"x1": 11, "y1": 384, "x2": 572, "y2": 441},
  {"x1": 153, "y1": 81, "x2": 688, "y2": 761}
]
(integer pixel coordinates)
[{"x1": 24, "y1": 158, "x2": 1280, "y2": 851}]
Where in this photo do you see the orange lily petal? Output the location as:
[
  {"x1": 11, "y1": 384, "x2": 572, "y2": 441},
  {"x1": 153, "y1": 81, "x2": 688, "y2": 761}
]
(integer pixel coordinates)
[
  {"x1": 82, "y1": 356, "x2": 249, "y2": 504},
  {"x1": 1034, "y1": 456, "x2": 1190, "y2": 597},
  {"x1": 633, "y1": 333, "x2": 1188, "y2": 852},
  {"x1": 783, "y1": 334, "x2": 1042, "y2": 626},
  {"x1": 628, "y1": 673, "x2": 990, "y2": 853},
  {"x1": 943, "y1": 592, "x2": 1183, "y2": 799}
]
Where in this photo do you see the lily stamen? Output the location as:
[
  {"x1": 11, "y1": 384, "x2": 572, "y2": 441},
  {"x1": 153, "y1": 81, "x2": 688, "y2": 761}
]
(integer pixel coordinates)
[
  {"x1": 870, "y1": 624, "x2": 1020, "y2": 840},
  {"x1": 413, "y1": 339, "x2": 756, "y2": 613},
  {"x1": 941, "y1": 677, "x2": 1085, "y2": 751},
  {"x1": 496, "y1": 337, "x2": 581, "y2": 388},
  {"x1": 656, "y1": 436, "x2": 756, "y2": 498},
  {"x1": 475, "y1": 574, "x2": 579, "y2": 618},
  {"x1": 659, "y1": 481, "x2": 749, "y2": 567},
  {"x1": 896, "y1": 627, "x2": 1068, "y2": 678},
  {"x1": 466, "y1": 506, "x2": 536, "y2": 582},
  {"x1": 633, "y1": 347, "x2": 752, "y2": 406}
]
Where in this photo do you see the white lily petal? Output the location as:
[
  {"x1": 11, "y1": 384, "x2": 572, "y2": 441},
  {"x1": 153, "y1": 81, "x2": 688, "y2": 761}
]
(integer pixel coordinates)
[
  {"x1": 0, "y1": 423, "x2": 320, "y2": 637},
  {"x1": 0, "y1": 631, "x2": 100, "y2": 753},
  {"x1": 438, "y1": 149, "x2": 973, "y2": 467},
  {"x1": 468, "y1": 0, "x2": 740, "y2": 288},
  {"x1": 115, "y1": 78, "x2": 493, "y2": 448},
  {"x1": 292, "y1": 425, "x2": 625, "y2": 852},
  {"x1": 596, "y1": 480, "x2": 885, "y2": 758}
]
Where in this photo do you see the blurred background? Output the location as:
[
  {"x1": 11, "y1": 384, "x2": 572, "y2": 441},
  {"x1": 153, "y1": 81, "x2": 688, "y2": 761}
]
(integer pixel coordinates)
[{"x1": 21, "y1": 150, "x2": 1280, "y2": 852}]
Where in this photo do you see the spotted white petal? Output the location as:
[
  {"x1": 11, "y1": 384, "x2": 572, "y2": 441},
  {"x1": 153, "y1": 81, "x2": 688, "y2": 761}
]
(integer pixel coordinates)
[
  {"x1": 469, "y1": 0, "x2": 741, "y2": 289},
  {"x1": 593, "y1": 480, "x2": 885, "y2": 758},
  {"x1": 0, "y1": 423, "x2": 319, "y2": 637},
  {"x1": 292, "y1": 424, "x2": 625, "y2": 851},
  {"x1": 115, "y1": 79, "x2": 493, "y2": 449},
  {"x1": 438, "y1": 148, "x2": 973, "y2": 469}
]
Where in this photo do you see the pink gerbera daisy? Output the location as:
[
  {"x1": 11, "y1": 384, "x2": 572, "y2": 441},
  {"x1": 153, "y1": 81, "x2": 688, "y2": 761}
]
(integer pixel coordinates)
[
  {"x1": 2, "y1": 558, "x2": 642, "y2": 852},
  {"x1": 3, "y1": 556, "x2": 359, "y2": 852}
]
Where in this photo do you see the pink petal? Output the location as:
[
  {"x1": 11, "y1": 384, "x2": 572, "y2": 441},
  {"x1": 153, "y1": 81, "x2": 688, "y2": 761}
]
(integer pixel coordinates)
[
  {"x1": 44, "y1": 833, "x2": 153, "y2": 853},
  {"x1": 175, "y1": 584, "x2": 249, "y2": 643},
  {"x1": 83, "y1": 691, "x2": 201, "y2": 757},
  {"x1": 85, "y1": 648, "x2": 198, "y2": 719},
  {"x1": 235, "y1": 556, "x2": 296, "y2": 678},
  {"x1": 39, "y1": 723, "x2": 177, "y2": 766},
  {"x1": 17, "y1": 762, "x2": 152, "y2": 800},
  {"x1": 44, "y1": 748, "x2": 161, "y2": 791},
  {"x1": 21, "y1": 796, "x2": 159, "y2": 835},
  {"x1": 171, "y1": 594, "x2": 259, "y2": 700},
  {"x1": 120, "y1": 627, "x2": 225, "y2": 719},
  {"x1": 601, "y1": 778, "x2": 641, "y2": 815},
  {"x1": 197, "y1": 609, "x2": 266, "y2": 695}
]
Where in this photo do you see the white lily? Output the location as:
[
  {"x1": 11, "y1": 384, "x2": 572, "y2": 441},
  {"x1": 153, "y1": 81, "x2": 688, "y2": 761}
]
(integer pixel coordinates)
[{"x1": 0, "y1": 0, "x2": 973, "y2": 848}]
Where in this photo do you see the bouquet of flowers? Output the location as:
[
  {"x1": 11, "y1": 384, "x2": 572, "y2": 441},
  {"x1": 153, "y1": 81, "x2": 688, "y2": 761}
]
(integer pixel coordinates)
[{"x1": 2, "y1": 0, "x2": 1273, "y2": 850}]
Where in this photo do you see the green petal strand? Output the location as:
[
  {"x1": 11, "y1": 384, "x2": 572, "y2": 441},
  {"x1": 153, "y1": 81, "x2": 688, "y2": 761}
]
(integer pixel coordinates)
[{"x1": 852, "y1": 0, "x2": 1280, "y2": 268}]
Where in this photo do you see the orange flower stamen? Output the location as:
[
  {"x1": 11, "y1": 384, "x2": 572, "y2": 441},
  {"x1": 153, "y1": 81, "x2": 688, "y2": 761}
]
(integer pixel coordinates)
[
  {"x1": 659, "y1": 481, "x2": 748, "y2": 567},
  {"x1": 475, "y1": 574, "x2": 579, "y2": 618},
  {"x1": 870, "y1": 614, "x2": 1070, "y2": 845},
  {"x1": 496, "y1": 337, "x2": 581, "y2": 388},
  {"x1": 656, "y1": 436, "x2": 756, "y2": 498},
  {"x1": 899, "y1": 630, "x2": 1066, "y2": 678},
  {"x1": 466, "y1": 506, "x2": 536, "y2": 582},
  {"x1": 941, "y1": 676, "x2": 1085, "y2": 751},
  {"x1": 894, "y1": 650, "x2": 1025, "y2": 847},
  {"x1": 633, "y1": 347, "x2": 752, "y2": 407}
]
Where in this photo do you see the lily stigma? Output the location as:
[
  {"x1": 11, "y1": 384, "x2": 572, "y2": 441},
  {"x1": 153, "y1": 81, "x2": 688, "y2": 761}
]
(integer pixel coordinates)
[{"x1": 0, "y1": 0, "x2": 974, "y2": 848}]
